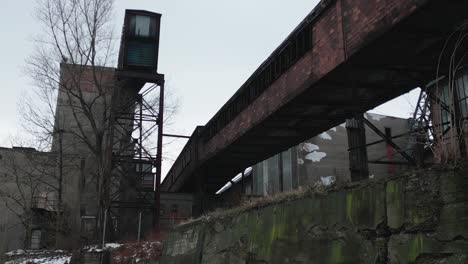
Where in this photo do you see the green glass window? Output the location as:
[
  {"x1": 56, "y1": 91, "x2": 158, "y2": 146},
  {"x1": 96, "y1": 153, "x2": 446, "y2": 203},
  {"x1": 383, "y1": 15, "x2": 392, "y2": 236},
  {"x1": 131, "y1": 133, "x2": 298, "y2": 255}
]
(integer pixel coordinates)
[
  {"x1": 127, "y1": 41, "x2": 155, "y2": 67},
  {"x1": 456, "y1": 74, "x2": 468, "y2": 118},
  {"x1": 440, "y1": 83, "x2": 451, "y2": 131}
]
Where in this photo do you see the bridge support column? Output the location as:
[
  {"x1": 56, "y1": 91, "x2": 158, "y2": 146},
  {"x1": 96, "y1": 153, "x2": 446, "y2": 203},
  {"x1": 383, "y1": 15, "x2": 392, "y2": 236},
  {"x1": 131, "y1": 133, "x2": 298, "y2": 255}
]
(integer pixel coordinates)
[
  {"x1": 192, "y1": 171, "x2": 205, "y2": 217},
  {"x1": 192, "y1": 171, "x2": 219, "y2": 216},
  {"x1": 346, "y1": 115, "x2": 369, "y2": 181}
]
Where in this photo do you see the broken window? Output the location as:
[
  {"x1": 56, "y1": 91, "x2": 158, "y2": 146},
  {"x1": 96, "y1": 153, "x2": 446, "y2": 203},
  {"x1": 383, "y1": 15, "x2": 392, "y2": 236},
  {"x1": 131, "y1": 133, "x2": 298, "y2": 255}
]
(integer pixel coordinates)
[
  {"x1": 440, "y1": 83, "x2": 451, "y2": 132},
  {"x1": 129, "y1": 15, "x2": 156, "y2": 37},
  {"x1": 281, "y1": 150, "x2": 293, "y2": 192},
  {"x1": 456, "y1": 74, "x2": 468, "y2": 118}
]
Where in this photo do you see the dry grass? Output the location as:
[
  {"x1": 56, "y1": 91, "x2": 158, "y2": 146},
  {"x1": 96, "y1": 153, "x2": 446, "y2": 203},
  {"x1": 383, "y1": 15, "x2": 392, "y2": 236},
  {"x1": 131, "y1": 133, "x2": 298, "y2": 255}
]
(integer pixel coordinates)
[
  {"x1": 177, "y1": 164, "x2": 468, "y2": 228},
  {"x1": 181, "y1": 181, "x2": 334, "y2": 226}
]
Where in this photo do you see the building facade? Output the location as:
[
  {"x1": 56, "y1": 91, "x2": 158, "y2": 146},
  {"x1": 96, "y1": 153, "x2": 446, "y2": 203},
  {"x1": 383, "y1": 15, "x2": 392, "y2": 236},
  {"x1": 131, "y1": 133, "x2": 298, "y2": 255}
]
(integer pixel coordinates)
[
  {"x1": 0, "y1": 147, "x2": 82, "y2": 254},
  {"x1": 217, "y1": 113, "x2": 413, "y2": 205}
]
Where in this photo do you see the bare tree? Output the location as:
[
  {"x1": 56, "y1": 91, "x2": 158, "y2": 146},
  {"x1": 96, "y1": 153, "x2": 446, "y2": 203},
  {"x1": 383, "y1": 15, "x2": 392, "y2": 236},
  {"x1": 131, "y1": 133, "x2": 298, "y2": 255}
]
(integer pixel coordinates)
[
  {"x1": 22, "y1": 0, "x2": 179, "y2": 244},
  {"x1": 21, "y1": 0, "x2": 118, "y2": 243},
  {"x1": 432, "y1": 22, "x2": 468, "y2": 164}
]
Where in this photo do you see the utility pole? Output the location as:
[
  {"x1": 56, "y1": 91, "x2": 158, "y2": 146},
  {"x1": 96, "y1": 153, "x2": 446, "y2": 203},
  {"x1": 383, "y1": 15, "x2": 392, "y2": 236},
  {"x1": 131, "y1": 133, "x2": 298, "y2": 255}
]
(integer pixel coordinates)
[
  {"x1": 55, "y1": 128, "x2": 64, "y2": 248},
  {"x1": 154, "y1": 82, "x2": 164, "y2": 230}
]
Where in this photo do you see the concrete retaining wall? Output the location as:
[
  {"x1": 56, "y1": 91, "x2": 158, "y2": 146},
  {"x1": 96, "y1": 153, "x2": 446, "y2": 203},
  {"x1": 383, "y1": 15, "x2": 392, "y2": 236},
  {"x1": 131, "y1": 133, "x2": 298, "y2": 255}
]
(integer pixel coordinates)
[{"x1": 160, "y1": 168, "x2": 468, "y2": 263}]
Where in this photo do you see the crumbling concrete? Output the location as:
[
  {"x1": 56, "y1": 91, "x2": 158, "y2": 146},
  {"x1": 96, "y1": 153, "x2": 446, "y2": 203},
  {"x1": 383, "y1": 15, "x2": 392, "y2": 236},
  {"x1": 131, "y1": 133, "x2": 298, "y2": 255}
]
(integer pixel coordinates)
[{"x1": 160, "y1": 167, "x2": 468, "y2": 263}]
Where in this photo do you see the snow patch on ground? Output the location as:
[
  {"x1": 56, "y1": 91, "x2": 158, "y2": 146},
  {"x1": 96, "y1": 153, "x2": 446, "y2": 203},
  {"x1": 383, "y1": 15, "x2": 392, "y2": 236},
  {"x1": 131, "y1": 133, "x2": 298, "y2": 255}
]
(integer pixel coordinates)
[
  {"x1": 319, "y1": 132, "x2": 332, "y2": 140},
  {"x1": 5, "y1": 250, "x2": 66, "y2": 256},
  {"x1": 330, "y1": 127, "x2": 337, "y2": 132},
  {"x1": 5, "y1": 255, "x2": 71, "y2": 264},
  {"x1": 85, "y1": 243, "x2": 123, "y2": 252},
  {"x1": 5, "y1": 250, "x2": 26, "y2": 256},
  {"x1": 105, "y1": 243, "x2": 122, "y2": 249},
  {"x1": 305, "y1": 152, "x2": 327, "y2": 162}
]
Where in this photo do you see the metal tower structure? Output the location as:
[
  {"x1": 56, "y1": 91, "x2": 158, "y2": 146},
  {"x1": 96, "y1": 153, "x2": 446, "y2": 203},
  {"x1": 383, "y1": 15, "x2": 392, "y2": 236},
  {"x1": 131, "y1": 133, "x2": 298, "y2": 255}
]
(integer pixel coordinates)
[
  {"x1": 412, "y1": 88, "x2": 434, "y2": 141},
  {"x1": 110, "y1": 76, "x2": 164, "y2": 239},
  {"x1": 108, "y1": 9, "x2": 164, "y2": 240},
  {"x1": 410, "y1": 87, "x2": 435, "y2": 165}
]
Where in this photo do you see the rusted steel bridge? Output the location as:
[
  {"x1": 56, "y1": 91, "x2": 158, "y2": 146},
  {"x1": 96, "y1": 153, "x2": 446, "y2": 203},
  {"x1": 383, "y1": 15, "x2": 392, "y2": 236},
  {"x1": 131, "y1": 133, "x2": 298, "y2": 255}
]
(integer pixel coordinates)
[{"x1": 162, "y1": 0, "x2": 468, "y2": 203}]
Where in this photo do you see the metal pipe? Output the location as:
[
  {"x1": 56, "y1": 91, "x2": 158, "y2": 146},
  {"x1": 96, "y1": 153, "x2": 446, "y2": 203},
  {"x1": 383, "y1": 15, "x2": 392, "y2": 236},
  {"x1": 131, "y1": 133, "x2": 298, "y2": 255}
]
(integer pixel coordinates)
[
  {"x1": 154, "y1": 82, "x2": 164, "y2": 230},
  {"x1": 368, "y1": 160, "x2": 410, "y2": 165},
  {"x1": 279, "y1": 152, "x2": 284, "y2": 192},
  {"x1": 241, "y1": 171, "x2": 245, "y2": 195},
  {"x1": 102, "y1": 209, "x2": 108, "y2": 249},
  {"x1": 347, "y1": 132, "x2": 408, "y2": 151},
  {"x1": 363, "y1": 118, "x2": 416, "y2": 165},
  {"x1": 139, "y1": 95, "x2": 143, "y2": 175},
  {"x1": 162, "y1": 133, "x2": 191, "y2": 139},
  {"x1": 137, "y1": 211, "x2": 142, "y2": 242}
]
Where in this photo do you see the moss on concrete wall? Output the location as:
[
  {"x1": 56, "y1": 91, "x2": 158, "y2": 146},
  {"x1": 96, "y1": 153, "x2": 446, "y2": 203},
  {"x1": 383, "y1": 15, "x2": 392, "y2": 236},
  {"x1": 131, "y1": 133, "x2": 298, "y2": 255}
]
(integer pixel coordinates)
[{"x1": 160, "y1": 168, "x2": 468, "y2": 264}]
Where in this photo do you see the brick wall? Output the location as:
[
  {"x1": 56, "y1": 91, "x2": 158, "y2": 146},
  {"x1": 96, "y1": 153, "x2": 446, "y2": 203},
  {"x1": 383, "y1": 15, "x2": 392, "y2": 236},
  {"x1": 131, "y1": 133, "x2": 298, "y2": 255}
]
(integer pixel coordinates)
[{"x1": 200, "y1": 0, "x2": 428, "y2": 163}]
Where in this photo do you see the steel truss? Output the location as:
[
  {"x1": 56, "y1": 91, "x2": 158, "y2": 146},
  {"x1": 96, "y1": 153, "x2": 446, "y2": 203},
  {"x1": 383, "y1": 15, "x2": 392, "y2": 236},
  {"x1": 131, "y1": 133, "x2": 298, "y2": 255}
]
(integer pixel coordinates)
[
  {"x1": 412, "y1": 88, "x2": 434, "y2": 142},
  {"x1": 346, "y1": 88, "x2": 434, "y2": 174},
  {"x1": 109, "y1": 78, "x2": 164, "y2": 239}
]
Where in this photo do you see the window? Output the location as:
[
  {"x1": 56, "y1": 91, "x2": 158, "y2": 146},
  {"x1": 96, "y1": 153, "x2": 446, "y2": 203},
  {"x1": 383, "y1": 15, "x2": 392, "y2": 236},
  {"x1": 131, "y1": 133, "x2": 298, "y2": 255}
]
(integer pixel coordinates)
[
  {"x1": 129, "y1": 15, "x2": 152, "y2": 37},
  {"x1": 128, "y1": 14, "x2": 158, "y2": 38},
  {"x1": 81, "y1": 216, "x2": 97, "y2": 237},
  {"x1": 438, "y1": 72, "x2": 468, "y2": 132},
  {"x1": 126, "y1": 41, "x2": 155, "y2": 67},
  {"x1": 171, "y1": 204, "x2": 178, "y2": 214},
  {"x1": 456, "y1": 74, "x2": 468, "y2": 118},
  {"x1": 31, "y1": 229, "x2": 42, "y2": 249},
  {"x1": 440, "y1": 83, "x2": 451, "y2": 131},
  {"x1": 281, "y1": 150, "x2": 293, "y2": 192}
]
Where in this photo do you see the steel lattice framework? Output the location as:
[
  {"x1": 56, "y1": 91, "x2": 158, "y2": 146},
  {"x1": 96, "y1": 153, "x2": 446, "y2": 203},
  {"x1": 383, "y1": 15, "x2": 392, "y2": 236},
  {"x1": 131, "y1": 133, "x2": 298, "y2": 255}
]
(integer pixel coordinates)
[
  {"x1": 109, "y1": 76, "x2": 164, "y2": 239},
  {"x1": 411, "y1": 88, "x2": 434, "y2": 145}
]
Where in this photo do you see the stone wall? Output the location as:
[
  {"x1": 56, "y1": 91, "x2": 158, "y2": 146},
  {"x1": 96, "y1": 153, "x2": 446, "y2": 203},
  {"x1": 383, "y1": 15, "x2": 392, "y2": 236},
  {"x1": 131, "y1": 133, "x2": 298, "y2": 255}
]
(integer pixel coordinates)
[{"x1": 160, "y1": 168, "x2": 468, "y2": 263}]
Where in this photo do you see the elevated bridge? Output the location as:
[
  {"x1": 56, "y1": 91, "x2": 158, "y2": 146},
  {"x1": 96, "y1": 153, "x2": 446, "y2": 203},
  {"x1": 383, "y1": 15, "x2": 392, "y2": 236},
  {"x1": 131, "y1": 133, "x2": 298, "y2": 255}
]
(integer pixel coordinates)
[{"x1": 162, "y1": 0, "x2": 468, "y2": 198}]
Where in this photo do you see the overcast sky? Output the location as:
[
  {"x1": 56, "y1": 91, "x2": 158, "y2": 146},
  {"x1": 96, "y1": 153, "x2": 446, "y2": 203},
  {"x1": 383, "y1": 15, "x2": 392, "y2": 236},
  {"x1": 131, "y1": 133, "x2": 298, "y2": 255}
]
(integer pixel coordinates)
[{"x1": 0, "y1": 0, "x2": 419, "y2": 177}]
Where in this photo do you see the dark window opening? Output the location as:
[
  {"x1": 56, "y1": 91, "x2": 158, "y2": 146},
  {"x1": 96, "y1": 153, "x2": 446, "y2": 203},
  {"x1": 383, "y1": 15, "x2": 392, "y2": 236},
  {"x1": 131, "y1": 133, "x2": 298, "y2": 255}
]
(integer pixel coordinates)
[
  {"x1": 456, "y1": 74, "x2": 468, "y2": 118},
  {"x1": 440, "y1": 83, "x2": 451, "y2": 132},
  {"x1": 171, "y1": 204, "x2": 178, "y2": 215}
]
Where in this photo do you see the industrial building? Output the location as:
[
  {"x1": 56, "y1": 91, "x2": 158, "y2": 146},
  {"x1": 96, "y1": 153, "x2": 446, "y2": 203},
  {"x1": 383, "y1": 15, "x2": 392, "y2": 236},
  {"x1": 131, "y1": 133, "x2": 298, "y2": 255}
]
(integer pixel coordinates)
[
  {"x1": 0, "y1": 147, "x2": 82, "y2": 252},
  {"x1": 1, "y1": 1, "x2": 468, "y2": 262},
  {"x1": 0, "y1": 9, "x2": 193, "y2": 254},
  {"x1": 215, "y1": 113, "x2": 415, "y2": 207}
]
